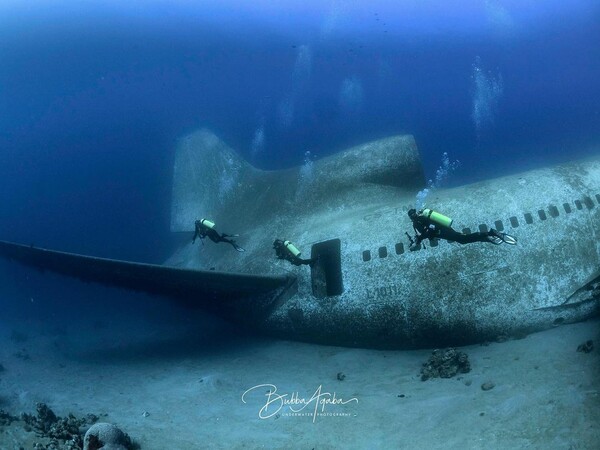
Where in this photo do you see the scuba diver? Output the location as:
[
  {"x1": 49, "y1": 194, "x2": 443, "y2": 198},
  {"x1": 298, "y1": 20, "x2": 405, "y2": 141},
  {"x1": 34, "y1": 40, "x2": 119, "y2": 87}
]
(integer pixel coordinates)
[
  {"x1": 407, "y1": 208, "x2": 517, "y2": 251},
  {"x1": 192, "y1": 219, "x2": 245, "y2": 252},
  {"x1": 273, "y1": 239, "x2": 317, "y2": 267}
]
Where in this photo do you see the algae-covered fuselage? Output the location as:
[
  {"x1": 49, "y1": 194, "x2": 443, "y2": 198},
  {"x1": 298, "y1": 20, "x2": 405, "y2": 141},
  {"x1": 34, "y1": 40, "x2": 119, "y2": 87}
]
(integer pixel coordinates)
[
  {"x1": 167, "y1": 131, "x2": 600, "y2": 348},
  {"x1": 1, "y1": 130, "x2": 599, "y2": 348}
]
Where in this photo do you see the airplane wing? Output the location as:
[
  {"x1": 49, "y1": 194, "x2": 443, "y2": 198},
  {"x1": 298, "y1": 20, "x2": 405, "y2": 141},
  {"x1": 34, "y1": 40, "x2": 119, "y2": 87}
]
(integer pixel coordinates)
[{"x1": 0, "y1": 240, "x2": 296, "y2": 321}]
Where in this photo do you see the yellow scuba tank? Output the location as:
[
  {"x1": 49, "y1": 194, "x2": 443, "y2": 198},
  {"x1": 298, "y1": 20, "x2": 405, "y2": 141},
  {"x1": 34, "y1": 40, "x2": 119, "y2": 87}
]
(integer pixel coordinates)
[
  {"x1": 200, "y1": 219, "x2": 215, "y2": 229},
  {"x1": 421, "y1": 208, "x2": 453, "y2": 228},
  {"x1": 283, "y1": 240, "x2": 301, "y2": 257}
]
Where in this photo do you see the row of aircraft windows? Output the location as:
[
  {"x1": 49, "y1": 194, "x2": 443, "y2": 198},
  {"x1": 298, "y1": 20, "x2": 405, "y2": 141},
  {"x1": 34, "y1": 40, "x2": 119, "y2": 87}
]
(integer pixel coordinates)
[{"x1": 362, "y1": 195, "x2": 599, "y2": 262}]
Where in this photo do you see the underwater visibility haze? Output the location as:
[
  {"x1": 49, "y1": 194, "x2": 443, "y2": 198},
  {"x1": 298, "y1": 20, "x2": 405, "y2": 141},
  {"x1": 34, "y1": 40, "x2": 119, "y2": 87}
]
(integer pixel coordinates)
[
  {"x1": 0, "y1": 1, "x2": 599, "y2": 449},
  {"x1": 0, "y1": 0, "x2": 599, "y2": 259}
]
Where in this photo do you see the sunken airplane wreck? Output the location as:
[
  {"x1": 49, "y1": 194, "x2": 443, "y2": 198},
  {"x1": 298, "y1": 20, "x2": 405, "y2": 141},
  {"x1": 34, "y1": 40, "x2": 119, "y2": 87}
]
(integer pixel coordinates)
[{"x1": 1, "y1": 129, "x2": 599, "y2": 349}]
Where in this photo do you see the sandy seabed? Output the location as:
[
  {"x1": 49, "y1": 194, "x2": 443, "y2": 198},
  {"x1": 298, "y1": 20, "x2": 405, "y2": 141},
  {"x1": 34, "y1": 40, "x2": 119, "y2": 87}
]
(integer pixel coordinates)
[{"x1": 0, "y1": 306, "x2": 598, "y2": 450}]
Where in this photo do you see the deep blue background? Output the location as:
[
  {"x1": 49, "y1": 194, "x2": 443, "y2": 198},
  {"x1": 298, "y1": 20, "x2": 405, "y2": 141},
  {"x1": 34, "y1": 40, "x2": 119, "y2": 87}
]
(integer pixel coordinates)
[{"x1": 0, "y1": 1, "x2": 599, "y2": 265}]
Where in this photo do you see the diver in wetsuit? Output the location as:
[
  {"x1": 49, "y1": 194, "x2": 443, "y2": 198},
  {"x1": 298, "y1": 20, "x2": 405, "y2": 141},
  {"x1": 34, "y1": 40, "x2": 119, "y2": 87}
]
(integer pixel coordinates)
[
  {"x1": 273, "y1": 239, "x2": 317, "y2": 267},
  {"x1": 407, "y1": 208, "x2": 516, "y2": 251},
  {"x1": 192, "y1": 219, "x2": 245, "y2": 252}
]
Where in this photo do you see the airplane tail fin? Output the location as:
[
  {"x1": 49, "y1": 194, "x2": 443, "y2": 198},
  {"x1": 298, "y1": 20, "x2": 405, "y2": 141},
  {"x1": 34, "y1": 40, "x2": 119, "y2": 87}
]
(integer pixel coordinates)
[
  {"x1": 171, "y1": 129, "x2": 259, "y2": 232},
  {"x1": 170, "y1": 129, "x2": 426, "y2": 234}
]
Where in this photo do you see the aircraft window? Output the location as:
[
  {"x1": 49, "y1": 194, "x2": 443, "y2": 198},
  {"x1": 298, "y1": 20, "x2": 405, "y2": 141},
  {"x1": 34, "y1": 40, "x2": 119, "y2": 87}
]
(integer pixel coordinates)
[
  {"x1": 524, "y1": 213, "x2": 533, "y2": 224},
  {"x1": 494, "y1": 220, "x2": 504, "y2": 231},
  {"x1": 549, "y1": 205, "x2": 559, "y2": 217},
  {"x1": 563, "y1": 203, "x2": 572, "y2": 213},
  {"x1": 538, "y1": 210, "x2": 547, "y2": 220},
  {"x1": 478, "y1": 224, "x2": 488, "y2": 233},
  {"x1": 362, "y1": 250, "x2": 371, "y2": 262},
  {"x1": 509, "y1": 216, "x2": 519, "y2": 227},
  {"x1": 395, "y1": 243, "x2": 404, "y2": 255},
  {"x1": 575, "y1": 200, "x2": 583, "y2": 210},
  {"x1": 378, "y1": 246, "x2": 388, "y2": 258},
  {"x1": 311, "y1": 239, "x2": 343, "y2": 297},
  {"x1": 583, "y1": 196, "x2": 594, "y2": 209}
]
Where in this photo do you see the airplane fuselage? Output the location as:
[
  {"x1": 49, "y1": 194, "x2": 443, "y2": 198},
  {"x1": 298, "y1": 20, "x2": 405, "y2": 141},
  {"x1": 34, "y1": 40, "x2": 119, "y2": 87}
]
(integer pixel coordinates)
[
  {"x1": 2, "y1": 132, "x2": 598, "y2": 349},
  {"x1": 168, "y1": 153, "x2": 600, "y2": 348}
]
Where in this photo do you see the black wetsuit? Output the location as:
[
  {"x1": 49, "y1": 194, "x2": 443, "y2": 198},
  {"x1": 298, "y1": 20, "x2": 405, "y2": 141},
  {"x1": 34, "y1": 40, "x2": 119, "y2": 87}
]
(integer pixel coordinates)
[
  {"x1": 411, "y1": 215, "x2": 492, "y2": 246},
  {"x1": 192, "y1": 221, "x2": 243, "y2": 251},
  {"x1": 273, "y1": 239, "x2": 317, "y2": 266}
]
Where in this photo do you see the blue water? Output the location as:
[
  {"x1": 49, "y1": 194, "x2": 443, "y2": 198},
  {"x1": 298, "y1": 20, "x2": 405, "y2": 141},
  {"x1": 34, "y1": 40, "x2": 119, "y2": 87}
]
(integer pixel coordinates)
[
  {"x1": 0, "y1": 0, "x2": 598, "y2": 264},
  {"x1": 0, "y1": 5, "x2": 599, "y2": 447}
]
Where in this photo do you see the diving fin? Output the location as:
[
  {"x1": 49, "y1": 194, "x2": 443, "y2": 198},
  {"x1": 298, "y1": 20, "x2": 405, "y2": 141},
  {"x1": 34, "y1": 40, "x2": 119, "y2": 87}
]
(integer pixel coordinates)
[
  {"x1": 500, "y1": 233, "x2": 517, "y2": 245},
  {"x1": 487, "y1": 229, "x2": 516, "y2": 245}
]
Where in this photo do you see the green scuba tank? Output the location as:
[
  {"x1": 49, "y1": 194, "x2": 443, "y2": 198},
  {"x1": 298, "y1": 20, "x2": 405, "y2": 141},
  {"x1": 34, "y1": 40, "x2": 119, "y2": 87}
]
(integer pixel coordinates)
[
  {"x1": 283, "y1": 240, "x2": 301, "y2": 257},
  {"x1": 200, "y1": 219, "x2": 215, "y2": 229},
  {"x1": 421, "y1": 208, "x2": 453, "y2": 228}
]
